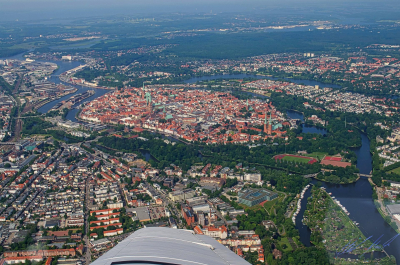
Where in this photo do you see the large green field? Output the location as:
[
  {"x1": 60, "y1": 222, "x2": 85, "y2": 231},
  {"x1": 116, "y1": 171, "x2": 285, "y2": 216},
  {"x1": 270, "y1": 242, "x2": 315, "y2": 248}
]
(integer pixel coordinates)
[
  {"x1": 389, "y1": 167, "x2": 400, "y2": 175},
  {"x1": 278, "y1": 237, "x2": 294, "y2": 253},
  {"x1": 282, "y1": 155, "x2": 311, "y2": 164}
]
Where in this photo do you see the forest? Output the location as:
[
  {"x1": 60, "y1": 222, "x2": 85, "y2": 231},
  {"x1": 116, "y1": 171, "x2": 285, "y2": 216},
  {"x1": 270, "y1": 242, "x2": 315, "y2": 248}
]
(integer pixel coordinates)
[
  {"x1": 97, "y1": 132, "x2": 361, "y2": 187},
  {"x1": 21, "y1": 117, "x2": 95, "y2": 143},
  {"x1": 231, "y1": 190, "x2": 331, "y2": 264},
  {"x1": 88, "y1": 27, "x2": 400, "y2": 60}
]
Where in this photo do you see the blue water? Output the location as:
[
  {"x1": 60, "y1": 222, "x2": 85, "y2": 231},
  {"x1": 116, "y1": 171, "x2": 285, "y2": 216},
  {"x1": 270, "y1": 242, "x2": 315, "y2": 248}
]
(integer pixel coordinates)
[
  {"x1": 314, "y1": 177, "x2": 399, "y2": 263},
  {"x1": 36, "y1": 60, "x2": 109, "y2": 118},
  {"x1": 302, "y1": 125, "x2": 327, "y2": 135},
  {"x1": 286, "y1": 110, "x2": 328, "y2": 135},
  {"x1": 286, "y1": 110, "x2": 305, "y2": 121},
  {"x1": 292, "y1": 111, "x2": 400, "y2": 264},
  {"x1": 354, "y1": 133, "x2": 373, "y2": 175}
]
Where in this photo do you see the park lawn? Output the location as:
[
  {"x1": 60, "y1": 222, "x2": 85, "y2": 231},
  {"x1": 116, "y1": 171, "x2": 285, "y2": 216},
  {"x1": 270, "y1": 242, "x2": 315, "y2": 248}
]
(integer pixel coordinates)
[
  {"x1": 282, "y1": 155, "x2": 311, "y2": 163},
  {"x1": 307, "y1": 152, "x2": 328, "y2": 159},
  {"x1": 67, "y1": 228, "x2": 81, "y2": 233},
  {"x1": 278, "y1": 237, "x2": 293, "y2": 252},
  {"x1": 389, "y1": 167, "x2": 400, "y2": 175},
  {"x1": 261, "y1": 197, "x2": 280, "y2": 212}
]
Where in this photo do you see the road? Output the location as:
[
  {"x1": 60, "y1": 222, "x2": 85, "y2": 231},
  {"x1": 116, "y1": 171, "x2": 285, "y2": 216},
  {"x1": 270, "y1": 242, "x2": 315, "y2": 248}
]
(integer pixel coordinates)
[
  {"x1": 146, "y1": 184, "x2": 180, "y2": 222},
  {"x1": 84, "y1": 176, "x2": 92, "y2": 265},
  {"x1": 8, "y1": 73, "x2": 25, "y2": 142},
  {"x1": 10, "y1": 118, "x2": 22, "y2": 142},
  {"x1": 12, "y1": 74, "x2": 23, "y2": 94},
  {"x1": 8, "y1": 96, "x2": 22, "y2": 142},
  {"x1": 211, "y1": 204, "x2": 228, "y2": 226},
  {"x1": 15, "y1": 114, "x2": 45, "y2": 119}
]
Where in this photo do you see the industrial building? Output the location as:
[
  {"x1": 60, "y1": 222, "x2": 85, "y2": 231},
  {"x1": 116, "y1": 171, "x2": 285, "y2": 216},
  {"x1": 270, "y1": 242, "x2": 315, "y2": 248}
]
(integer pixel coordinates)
[{"x1": 386, "y1": 204, "x2": 400, "y2": 215}]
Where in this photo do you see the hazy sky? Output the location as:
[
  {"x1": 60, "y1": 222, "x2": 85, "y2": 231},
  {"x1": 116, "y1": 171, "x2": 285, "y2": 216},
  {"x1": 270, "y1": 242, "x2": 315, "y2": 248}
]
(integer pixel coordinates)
[{"x1": 0, "y1": 0, "x2": 397, "y2": 22}]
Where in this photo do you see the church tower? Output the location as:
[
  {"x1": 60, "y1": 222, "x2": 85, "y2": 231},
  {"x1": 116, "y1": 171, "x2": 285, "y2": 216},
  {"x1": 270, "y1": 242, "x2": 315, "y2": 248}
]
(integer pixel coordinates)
[
  {"x1": 268, "y1": 113, "x2": 272, "y2": 135},
  {"x1": 263, "y1": 111, "x2": 268, "y2": 134},
  {"x1": 145, "y1": 92, "x2": 152, "y2": 113}
]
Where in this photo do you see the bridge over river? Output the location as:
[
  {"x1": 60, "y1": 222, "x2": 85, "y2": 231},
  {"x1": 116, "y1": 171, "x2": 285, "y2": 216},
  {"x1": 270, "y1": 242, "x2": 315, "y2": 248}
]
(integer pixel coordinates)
[{"x1": 303, "y1": 173, "x2": 372, "y2": 179}]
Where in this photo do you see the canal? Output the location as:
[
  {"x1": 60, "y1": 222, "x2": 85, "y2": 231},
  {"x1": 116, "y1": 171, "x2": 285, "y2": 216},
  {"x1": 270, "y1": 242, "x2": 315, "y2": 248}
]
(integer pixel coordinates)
[{"x1": 289, "y1": 111, "x2": 400, "y2": 263}]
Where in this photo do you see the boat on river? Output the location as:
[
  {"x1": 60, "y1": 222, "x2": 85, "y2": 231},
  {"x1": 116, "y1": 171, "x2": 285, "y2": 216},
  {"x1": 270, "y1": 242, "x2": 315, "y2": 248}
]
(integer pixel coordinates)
[{"x1": 292, "y1": 184, "x2": 311, "y2": 224}]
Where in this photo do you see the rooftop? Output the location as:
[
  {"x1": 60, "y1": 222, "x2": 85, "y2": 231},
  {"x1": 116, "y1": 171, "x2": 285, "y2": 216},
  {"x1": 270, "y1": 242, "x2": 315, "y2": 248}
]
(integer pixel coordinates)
[
  {"x1": 387, "y1": 204, "x2": 400, "y2": 214},
  {"x1": 238, "y1": 188, "x2": 277, "y2": 202}
]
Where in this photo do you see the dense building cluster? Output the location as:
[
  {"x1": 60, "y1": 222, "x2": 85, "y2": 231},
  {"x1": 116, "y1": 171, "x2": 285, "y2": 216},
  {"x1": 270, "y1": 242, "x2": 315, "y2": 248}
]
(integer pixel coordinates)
[{"x1": 80, "y1": 86, "x2": 289, "y2": 143}]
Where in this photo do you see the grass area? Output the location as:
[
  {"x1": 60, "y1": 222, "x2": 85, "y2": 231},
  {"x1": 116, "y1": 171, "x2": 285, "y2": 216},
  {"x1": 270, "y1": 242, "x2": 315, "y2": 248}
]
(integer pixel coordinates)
[
  {"x1": 262, "y1": 198, "x2": 280, "y2": 212},
  {"x1": 67, "y1": 228, "x2": 81, "y2": 233},
  {"x1": 333, "y1": 256, "x2": 397, "y2": 265},
  {"x1": 324, "y1": 204, "x2": 371, "y2": 253},
  {"x1": 239, "y1": 204, "x2": 264, "y2": 211},
  {"x1": 239, "y1": 194, "x2": 283, "y2": 212},
  {"x1": 278, "y1": 237, "x2": 293, "y2": 253},
  {"x1": 307, "y1": 152, "x2": 328, "y2": 160},
  {"x1": 389, "y1": 167, "x2": 400, "y2": 175},
  {"x1": 282, "y1": 155, "x2": 311, "y2": 163},
  {"x1": 304, "y1": 187, "x2": 378, "y2": 257}
]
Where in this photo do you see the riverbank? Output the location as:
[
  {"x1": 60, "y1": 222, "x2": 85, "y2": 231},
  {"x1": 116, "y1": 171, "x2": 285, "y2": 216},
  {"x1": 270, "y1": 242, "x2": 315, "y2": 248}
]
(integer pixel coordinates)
[
  {"x1": 313, "y1": 175, "x2": 360, "y2": 185},
  {"x1": 375, "y1": 201, "x2": 400, "y2": 234},
  {"x1": 303, "y1": 186, "x2": 383, "y2": 260},
  {"x1": 332, "y1": 255, "x2": 396, "y2": 265},
  {"x1": 297, "y1": 176, "x2": 400, "y2": 264},
  {"x1": 31, "y1": 87, "x2": 78, "y2": 112}
]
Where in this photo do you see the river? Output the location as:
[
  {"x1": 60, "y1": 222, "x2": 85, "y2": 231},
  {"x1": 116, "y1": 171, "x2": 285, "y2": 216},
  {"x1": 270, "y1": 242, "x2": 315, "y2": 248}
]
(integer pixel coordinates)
[
  {"x1": 5, "y1": 55, "x2": 398, "y2": 260},
  {"x1": 290, "y1": 111, "x2": 400, "y2": 263},
  {"x1": 286, "y1": 110, "x2": 328, "y2": 135},
  {"x1": 38, "y1": 68, "x2": 340, "y2": 122},
  {"x1": 0, "y1": 51, "x2": 110, "y2": 121},
  {"x1": 36, "y1": 60, "x2": 109, "y2": 121}
]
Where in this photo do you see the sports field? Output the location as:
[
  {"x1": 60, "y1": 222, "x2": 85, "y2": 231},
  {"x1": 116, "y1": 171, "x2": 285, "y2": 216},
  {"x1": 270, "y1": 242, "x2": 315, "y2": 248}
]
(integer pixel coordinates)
[{"x1": 282, "y1": 155, "x2": 312, "y2": 163}]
